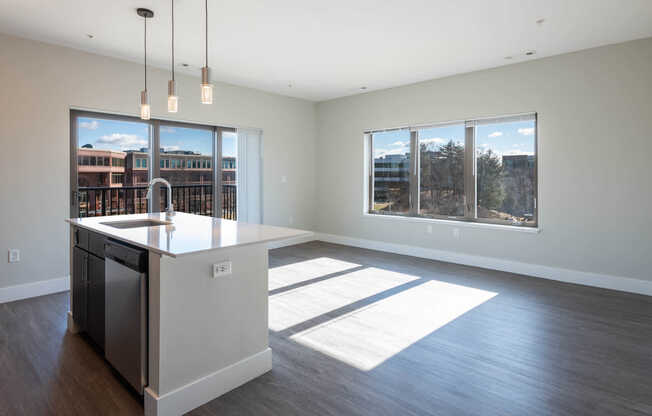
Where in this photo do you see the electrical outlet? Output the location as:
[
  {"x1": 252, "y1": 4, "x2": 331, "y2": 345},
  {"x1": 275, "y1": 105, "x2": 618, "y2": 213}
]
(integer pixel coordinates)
[
  {"x1": 281, "y1": 175, "x2": 288, "y2": 183},
  {"x1": 427, "y1": 225, "x2": 433, "y2": 234},
  {"x1": 452, "y1": 228, "x2": 460, "y2": 239},
  {"x1": 8, "y1": 249, "x2": 20, "y2": 263},
  {"x1": 212, "y1": 261, "x2": 232, "y2": 278}
]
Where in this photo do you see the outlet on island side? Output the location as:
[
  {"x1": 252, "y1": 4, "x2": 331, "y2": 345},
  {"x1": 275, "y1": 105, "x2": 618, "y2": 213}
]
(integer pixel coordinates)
[{"x1": 212, "y1": 261, "x2": 232, "y2": 278}]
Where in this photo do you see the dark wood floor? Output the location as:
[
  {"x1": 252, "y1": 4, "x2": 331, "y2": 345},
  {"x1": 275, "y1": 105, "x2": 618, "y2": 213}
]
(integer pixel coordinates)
[{"x1": 1, "y1": 241, "x2": 651, "y2": 416}]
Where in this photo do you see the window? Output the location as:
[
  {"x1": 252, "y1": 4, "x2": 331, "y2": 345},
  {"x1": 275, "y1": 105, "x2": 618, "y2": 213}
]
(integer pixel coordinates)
[
  {"x1": 418, "y1": 123, "x2": 466, "y2": 218},
  {"x1": 370, "y1": 129, "x2": 411, "y2": 215},
  {"x1": 72, "y1": 111, "x2": 237, "y2": 220},
  {"x1": 221, "y1": 131, "x2": 237, "y2": 219},
  {"x1": 368, "y1": 113, "x2": 537, "y2": 227}
]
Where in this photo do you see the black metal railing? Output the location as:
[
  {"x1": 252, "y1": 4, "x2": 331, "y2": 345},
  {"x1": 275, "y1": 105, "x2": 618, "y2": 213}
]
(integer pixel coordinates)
[
  {"x1": 78, "y1": 184, "x2": 236, "y2": 220},
  {"x1": 221, "y1": 184, "x2": 237, "y2": 220}
]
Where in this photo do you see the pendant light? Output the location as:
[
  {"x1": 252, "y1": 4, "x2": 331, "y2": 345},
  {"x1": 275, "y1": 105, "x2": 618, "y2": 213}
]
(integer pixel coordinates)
[
  {"x1": 200, "y1": 0, "x2": 213, "y2": 104},
  {"x1": 137, "y1": 8, "x2": 154, "y2": 120},
  {"x1": 167, "y1": 0, "x2": 178, "y2": 112}
]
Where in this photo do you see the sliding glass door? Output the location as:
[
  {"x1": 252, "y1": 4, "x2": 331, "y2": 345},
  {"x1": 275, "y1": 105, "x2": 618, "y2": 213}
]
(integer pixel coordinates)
[
  {"x1": 158, "y1": 123, "x2": 215, "y2": 216},
  {"x1": 70, "y1": 110, "x2": 237, "y2": 219},
  {"x1": 221, "y1": 130, "x2": 237, "y2": 220}
]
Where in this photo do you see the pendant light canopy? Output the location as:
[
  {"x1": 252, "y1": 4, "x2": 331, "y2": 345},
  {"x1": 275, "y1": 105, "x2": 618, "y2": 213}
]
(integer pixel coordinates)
[
  {"x1": 137, "y1": 8, "x2": 154, "y2": 120},
  {"x1": 200, "y1": 0, "x2": 213, "y2": 104},
  {"x1": 167, "y1": 0, "x2": 178, "y2": 113}
]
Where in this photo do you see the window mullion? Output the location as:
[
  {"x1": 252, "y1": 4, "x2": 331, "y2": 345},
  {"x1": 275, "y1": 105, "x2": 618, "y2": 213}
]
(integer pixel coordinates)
[
  {"x1": 150, "y1": 120, "x2": 161, "y2": 213},
  {"x1": 368, "y1": 134, "x2": 374, "y2": 213},
  {"x1": 409, "y1": 130, "x2": 419, "y2": 216},
  {"x1": 214, "y1": 128, "x2": 223, "y2": 219},
  {"x1": 464, "y1": 124, "x2": 476, "y2": 219}
]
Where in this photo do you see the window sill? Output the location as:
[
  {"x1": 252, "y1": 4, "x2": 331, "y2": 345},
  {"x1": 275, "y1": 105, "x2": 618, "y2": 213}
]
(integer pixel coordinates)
[{"x1": 362, "y1": 213, "x2": 540, "y2": 233}]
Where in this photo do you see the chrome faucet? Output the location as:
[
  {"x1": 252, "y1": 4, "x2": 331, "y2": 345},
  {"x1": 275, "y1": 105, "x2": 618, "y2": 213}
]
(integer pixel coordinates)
[{"x1": 146, "y1": 178, "x2": 175, "y2": 217}]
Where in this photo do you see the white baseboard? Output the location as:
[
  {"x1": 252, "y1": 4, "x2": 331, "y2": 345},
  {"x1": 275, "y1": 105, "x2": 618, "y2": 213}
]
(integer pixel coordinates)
[
  {"x1": 144, "y1": 348, "x2": 272, "y2": 416},
  {"x1": 267, "y1": 232, "x2": 316, "y2": 249},
  {"x1": 0, "y1": 276, "x2": 70, "y2": 304},
  {"x1": 315, "y1": 233, "x2": 652, "y2": 296}
]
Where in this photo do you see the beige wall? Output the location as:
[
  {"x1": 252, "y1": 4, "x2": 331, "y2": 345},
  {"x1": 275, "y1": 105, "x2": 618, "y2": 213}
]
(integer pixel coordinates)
[
  {"x1": 316, "y1": 37, "x2": 652, "y2": 283},
  {"x1": 2, "y1": 32, "x2": 651, "y2": 293},
  {"x1": 0, "y1": 33, "x2": 316, "y2": 289}
]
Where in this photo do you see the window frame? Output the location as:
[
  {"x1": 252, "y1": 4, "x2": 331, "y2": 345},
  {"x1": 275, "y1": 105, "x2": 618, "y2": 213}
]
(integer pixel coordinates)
[
  {"x1": 69, "y1": 109, "x2": 236, "y2": 219},
  {"x1": 367, "y1": 113, "x2": 538, "y2": 229}
]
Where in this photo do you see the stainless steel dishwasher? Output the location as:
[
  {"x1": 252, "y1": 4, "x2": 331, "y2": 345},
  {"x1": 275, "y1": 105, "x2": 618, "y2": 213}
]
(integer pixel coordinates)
[{"x1": 104, "y1": 239, "x2": 148, "y2": 394}]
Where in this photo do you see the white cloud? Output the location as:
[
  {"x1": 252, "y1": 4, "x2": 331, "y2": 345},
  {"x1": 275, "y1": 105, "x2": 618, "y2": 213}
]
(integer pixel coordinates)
[
  {"x1": 390, "y1": 141, "x2": 407, "y2": 146},
  {"x1": 374, "y1": 147, "x2": 409, "y2": 158},
  {"x1": 518, "y1": 127, "x2": 535, "y2": 136},
  {"x1": 96, "y1": 133, "x2": 147, "y2": 150},
  {"x1": 503, "y1": 149, "x2": 534, "y2": 156},
  {"x1": 420, "y1": 137, "x2": 446, "y2": 145},
  {"x1": 488, "y1": 131, "x2": 503, "y2": 138},
  {"x1": 480, "y1": 143, "x2": 490, "y2": 148},
  {"x1": 160, "y1": 127, "x2": 177, "y2": 133},
  {"x1": 80, "y1": 120, "x2": 99, "y2": 130}
]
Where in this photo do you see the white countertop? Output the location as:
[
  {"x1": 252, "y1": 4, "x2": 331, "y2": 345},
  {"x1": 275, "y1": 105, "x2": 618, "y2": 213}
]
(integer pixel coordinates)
[{"x1": 66, "y1": 212, "x2": 311, "y2": 257}]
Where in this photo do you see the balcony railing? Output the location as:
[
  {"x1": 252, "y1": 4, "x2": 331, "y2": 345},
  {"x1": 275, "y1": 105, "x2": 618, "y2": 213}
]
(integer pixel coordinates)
[{"x1": 78, "y1": 184, "x2": 236, "y2": 220}]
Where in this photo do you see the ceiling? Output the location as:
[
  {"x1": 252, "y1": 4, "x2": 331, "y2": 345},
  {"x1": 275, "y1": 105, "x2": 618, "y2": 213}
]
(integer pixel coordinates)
[{"x1": 1, "y1": 0, "x2": 652, "y2": 101}]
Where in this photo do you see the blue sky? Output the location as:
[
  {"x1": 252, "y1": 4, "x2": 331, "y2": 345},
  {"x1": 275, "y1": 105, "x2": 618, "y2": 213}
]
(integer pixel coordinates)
[
  {"x1": 373, "y1": 120, "x2": 535, "y2": 160},
  {"x1": 78, "y1": 117, "x2": 237, "y2": 157}
]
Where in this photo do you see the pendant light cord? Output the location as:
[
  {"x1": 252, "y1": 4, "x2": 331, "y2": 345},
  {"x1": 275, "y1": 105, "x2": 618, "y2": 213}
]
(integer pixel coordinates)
[
  {"x1": 205, "y1": 0, "x2": 208, "y2": 68},
  {"x1": 144, "y1": 14, "x2": 147, "y2": 91},
  {"x1": 171, "y1": 0, "x2": 175, "y2": 81}
]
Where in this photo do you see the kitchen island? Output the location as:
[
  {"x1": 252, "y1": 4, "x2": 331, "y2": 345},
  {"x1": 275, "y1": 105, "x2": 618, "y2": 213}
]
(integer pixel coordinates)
[{"x1": 66, "y1": 212, "x2": 310, "y2": 416}]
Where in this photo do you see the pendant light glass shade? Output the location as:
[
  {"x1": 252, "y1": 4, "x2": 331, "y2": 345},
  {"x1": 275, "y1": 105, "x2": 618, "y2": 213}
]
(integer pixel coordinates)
[
  {"x1": 167, "y1": 80, "x2": 178, "y2": 113},
  {"x1": 140, "y1": 90, "x2": 151, "y2": 120},
  {"x1": 200, "y1": 66, "x2": 213, "y2": 104}
]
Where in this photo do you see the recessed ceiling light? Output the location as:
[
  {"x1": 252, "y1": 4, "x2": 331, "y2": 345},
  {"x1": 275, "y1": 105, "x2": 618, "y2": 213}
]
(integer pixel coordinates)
[
  {"x1": 86, "y1": 34, "x2": 94, "y2": 39},
  {"x1": 525, "y1": 50, "x2": 536, "y2": 56}
]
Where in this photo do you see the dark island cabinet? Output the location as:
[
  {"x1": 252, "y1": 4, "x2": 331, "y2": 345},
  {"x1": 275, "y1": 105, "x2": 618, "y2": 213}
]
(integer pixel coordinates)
[{"x1": 72, "y1": 227, "x2": 106, "y2": 351}]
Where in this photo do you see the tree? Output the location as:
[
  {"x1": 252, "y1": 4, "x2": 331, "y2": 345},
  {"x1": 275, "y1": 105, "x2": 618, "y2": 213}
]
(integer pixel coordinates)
[
  {"x1": 420, "y1": 140, "x2": 465, "y2": 216},
  {"x1": 477, "y1": 149, "x2": 504, "y2": 211}
]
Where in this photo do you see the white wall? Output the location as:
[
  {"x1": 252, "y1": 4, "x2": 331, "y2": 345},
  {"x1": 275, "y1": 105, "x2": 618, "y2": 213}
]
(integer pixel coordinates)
[
  {"x1": 0, "y1": 33, "x2": 316, "y2": 291},
  {"x1": 316, "y1": 37, "x2": 652, "y2": 284}
]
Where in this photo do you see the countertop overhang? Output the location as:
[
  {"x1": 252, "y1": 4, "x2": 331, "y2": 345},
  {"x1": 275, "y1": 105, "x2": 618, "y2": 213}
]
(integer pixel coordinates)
[{"x1": 66, "y1": 212, "x2": 312, "y2": 257}]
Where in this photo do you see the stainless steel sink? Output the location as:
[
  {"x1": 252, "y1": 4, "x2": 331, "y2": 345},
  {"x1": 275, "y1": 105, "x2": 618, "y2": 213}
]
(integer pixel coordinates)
[{"x1": 100, "y1": 219, "x2": 172, "y2": 229}]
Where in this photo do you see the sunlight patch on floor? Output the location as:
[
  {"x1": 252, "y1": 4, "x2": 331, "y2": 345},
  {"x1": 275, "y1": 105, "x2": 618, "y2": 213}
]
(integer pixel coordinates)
[
  {"x1": 290, "y1": 280, "x2": 497, "y2": 371},
  {"x1": 269, "y1": 266, "x2": 419, "y2": 332},
  {"x1": 269, "y1": 257, "x2": 361, "y2": 291}
]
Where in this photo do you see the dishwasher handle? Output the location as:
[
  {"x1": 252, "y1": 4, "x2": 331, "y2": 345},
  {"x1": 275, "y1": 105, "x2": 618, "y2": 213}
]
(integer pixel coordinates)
[{"x1": 104, "y1": 240, "x2": 148, "y2": 272}]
